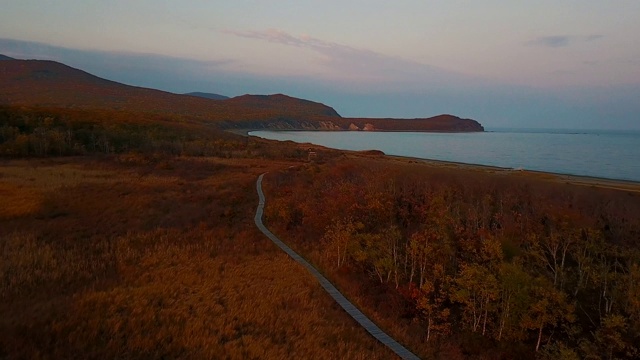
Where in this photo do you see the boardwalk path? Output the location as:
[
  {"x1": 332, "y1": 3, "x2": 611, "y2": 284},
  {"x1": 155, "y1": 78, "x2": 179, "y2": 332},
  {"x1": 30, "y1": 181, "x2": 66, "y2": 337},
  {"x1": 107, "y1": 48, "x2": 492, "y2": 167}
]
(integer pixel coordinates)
[{"x1": 254, "y1": 174, "x2": 420, "y2": 360}]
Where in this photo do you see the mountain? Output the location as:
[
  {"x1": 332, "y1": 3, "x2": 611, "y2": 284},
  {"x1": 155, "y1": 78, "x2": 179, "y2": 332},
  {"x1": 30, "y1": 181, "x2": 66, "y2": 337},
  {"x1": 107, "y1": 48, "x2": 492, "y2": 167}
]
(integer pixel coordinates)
[
  {"x1": 226, "y1": 94, "x2": 341, "y2": 117},
  {"x1": 0, "y1": 59, "x2": 341, "y2": 125},
  {"x1": 185, "y1": 92, "x2": 229, "y2": 100},
  {"x1": 0, "y1": 54, "x2": 14, "y2": 60},
  {"x1": 0, "y1": 59, "x2": 483, "y2": 132}
]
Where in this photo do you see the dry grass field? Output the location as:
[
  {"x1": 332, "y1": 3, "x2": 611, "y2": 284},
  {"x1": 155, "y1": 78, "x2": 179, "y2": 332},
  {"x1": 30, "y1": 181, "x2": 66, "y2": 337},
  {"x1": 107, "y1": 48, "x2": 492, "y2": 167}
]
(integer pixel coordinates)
[{"x1": 0, "y1": 155, "x2": 393, "y2": 359}]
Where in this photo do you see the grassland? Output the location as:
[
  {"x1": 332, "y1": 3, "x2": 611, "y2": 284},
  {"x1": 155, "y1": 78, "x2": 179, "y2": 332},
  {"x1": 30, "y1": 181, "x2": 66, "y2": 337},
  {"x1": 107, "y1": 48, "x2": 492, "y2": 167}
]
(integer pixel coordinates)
[{"x1": 0, "y1": 155, "x2": 393, "y2": 359}]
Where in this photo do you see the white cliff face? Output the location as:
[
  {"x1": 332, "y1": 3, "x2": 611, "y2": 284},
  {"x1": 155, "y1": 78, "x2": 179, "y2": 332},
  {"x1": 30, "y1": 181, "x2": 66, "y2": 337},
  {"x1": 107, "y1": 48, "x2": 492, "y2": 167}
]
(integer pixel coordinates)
[
  {"x1": 256, "y1": 120, "x2": 344, "y2": 130},
  {"x1": 225, "y1": 115, "x2": 484, "y2": 132},
  {"x1": 317, "y1": 121, "x2": 341, "y2": 130}
]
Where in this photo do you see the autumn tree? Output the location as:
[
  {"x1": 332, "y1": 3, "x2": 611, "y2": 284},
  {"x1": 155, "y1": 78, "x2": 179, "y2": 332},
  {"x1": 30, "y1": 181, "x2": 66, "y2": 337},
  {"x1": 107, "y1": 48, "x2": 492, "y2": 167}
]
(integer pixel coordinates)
[
  {"x1": 351, "y1": 227, "x2": 401, "y2": 285},
  {"x1": 495, "y1": 261, "x2": 531, "y2": 341},
  {"x1": 414, "y1": 263, "x2": 451, "y2": 342},
  {"x1": 322, "y1": 218, "x2": 362, "y2": 270},
  {"x1": 520, "y1": 277, "x2": 575, "y2": 352},
  {"x1": 451, "y1": 263, "x2": 499, "y2": 336},
  {"x1": 409, "y1": 226, "x2": 455, "y2": 342},
  {"x1": 593, "y1": 314, "x2": 636, "y2": 360},
  {"x1": 528, "y1": 214, "x2": 580, "y2": 290}
]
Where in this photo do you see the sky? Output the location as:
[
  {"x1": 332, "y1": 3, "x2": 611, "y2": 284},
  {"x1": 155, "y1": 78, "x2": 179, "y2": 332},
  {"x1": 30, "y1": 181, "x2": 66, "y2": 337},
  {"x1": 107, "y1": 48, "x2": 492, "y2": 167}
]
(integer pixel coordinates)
[{"x1": 1, "y1": 1, "x2": 639, "y2": 130}]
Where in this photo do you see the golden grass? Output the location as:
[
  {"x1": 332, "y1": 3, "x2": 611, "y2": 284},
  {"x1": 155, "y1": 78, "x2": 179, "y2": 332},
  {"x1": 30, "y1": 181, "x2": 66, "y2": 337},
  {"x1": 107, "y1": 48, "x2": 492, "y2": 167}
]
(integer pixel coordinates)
[
  {"x1": 0, "y1": 183, "x2": 43, "y2": 218},
  {"x1": 0, "y1": 160, "x2": 117, "y2": 188},
  {"x1": 0, "y1": 156, "x2": 392, "y2": 359}
]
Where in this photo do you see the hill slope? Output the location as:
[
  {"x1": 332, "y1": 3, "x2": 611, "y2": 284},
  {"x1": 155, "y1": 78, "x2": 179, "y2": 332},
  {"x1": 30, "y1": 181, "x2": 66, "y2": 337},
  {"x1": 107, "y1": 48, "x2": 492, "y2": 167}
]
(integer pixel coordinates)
[
  {"x1": 0, "y1": 59, "x2": 483, "y2": 132},
  {"x1": 0, "y1": 60, "x2": 341, "y2": 125},
  {"x1": 0, "y1": 54, "x2": 15, "y2": 60},
  {"x1": 185, "y1": 92, "x2": 229, "y2": 100}
]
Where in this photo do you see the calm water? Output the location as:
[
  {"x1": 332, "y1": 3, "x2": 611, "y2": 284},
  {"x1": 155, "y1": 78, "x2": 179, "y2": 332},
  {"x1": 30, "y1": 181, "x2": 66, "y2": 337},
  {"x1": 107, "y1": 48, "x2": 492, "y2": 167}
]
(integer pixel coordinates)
[{"x1": 249, "y1": 128, "x2": 640, "y2": 182}]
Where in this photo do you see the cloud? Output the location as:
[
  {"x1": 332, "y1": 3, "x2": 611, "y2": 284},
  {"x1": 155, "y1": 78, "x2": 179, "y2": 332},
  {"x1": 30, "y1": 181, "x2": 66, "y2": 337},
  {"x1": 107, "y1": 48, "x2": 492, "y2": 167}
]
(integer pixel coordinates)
[
  {"x1": 584, "y1": 57, "x2": 640, "y2": 67},
  {"x1": 548, "y1": 69, "x2": 577, "y2": 78},
  {"x1": 223, "y1": 28, "x2": 342, "y2": 51},
  {"x1": 0, "y1": 38, "x2": 240, "y2": 93},
  {"x1": 0, "y1": 38, "x2": 233, "y2": 69},
  {"x1": 585, "y1": 34, "x2": 604, "y2": 42},
  {"x1": 223, "y1": 28, "x2": 390, "y2": 75},
  {"x1": 526, "y1": 34, "x2": 603, "y2": 48},
  {"x1": 222, "y1": 28, "x2": 478, "y2": 89},
  {"x1": 531, "y1": 35, "x2": 570, "y2": 48}
]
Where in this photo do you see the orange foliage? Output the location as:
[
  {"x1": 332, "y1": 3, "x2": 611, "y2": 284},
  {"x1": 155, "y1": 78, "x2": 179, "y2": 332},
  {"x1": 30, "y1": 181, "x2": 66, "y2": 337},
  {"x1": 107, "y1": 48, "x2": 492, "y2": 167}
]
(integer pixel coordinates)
[{"x1": 263, "y1": 155, "x2": 640, "y2": 359}]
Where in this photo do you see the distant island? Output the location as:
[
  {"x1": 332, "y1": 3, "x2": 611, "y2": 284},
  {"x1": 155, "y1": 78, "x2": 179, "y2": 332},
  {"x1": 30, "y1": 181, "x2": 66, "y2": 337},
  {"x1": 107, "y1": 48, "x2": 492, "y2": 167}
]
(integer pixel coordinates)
[{"x1": 0, "y1": 56, "x2": 484, "y2": 133}]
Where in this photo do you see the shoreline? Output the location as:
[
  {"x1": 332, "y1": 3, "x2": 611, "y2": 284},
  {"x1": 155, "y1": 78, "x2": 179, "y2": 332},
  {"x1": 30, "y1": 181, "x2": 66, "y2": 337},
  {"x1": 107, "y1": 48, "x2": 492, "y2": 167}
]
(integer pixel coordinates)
[
  {"x1": 225, "y1": 128, "x2": 259, "y2": 137},
  {"x1": 246, "y1": 131, "x2": 640, "y2": 193},
  {"x1": 246, "y1": 128, "x2": 484, "y2": 134},
  {"x1": 229, "y1": 128, "x2": 484, "y2": 137},
  {"x1": 382, "y1": 154, "x2": 640, "y2": 193}
]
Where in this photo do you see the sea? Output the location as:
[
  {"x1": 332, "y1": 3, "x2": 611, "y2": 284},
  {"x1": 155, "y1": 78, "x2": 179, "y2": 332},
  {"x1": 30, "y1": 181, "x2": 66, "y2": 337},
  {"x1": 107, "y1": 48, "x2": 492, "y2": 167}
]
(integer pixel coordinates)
[{"x1": 249, "y1": 128, "x2": 640, "y2": 182}]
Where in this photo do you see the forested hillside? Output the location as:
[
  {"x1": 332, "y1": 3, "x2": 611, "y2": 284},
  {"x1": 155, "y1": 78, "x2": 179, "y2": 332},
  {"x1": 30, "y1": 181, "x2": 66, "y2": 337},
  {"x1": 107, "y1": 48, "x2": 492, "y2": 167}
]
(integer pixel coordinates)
[
  {"x1": 0, "y1": 106, "x2": 329, "y2": 160},
  {"x1": 0, "y1": 60, "x2": 341, "y2": 125},
  {"x1": 0, "y1": 106, "x2": 242, "y2": 157}
]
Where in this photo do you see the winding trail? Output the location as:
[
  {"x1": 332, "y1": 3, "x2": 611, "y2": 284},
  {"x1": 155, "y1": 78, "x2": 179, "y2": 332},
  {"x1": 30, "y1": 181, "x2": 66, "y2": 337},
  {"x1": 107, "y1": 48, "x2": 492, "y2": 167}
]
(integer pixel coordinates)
[{"x1": 254, "y1": 173, "x2": 420, "y2": 360}]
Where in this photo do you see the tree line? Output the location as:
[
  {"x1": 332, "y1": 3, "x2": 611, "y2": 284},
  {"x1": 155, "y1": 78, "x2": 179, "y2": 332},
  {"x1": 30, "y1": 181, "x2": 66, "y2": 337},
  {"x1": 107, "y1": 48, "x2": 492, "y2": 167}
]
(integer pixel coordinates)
[{"x1": 0, "y1": 106, "x2": 314, "y2": 160}]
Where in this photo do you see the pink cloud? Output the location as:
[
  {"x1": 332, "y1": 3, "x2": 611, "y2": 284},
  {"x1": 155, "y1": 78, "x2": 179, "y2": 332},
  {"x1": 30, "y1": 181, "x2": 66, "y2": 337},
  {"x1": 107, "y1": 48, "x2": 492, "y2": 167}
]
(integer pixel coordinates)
[{"x1": 222, "y1": 28, "x2": 476, "y2": 88}]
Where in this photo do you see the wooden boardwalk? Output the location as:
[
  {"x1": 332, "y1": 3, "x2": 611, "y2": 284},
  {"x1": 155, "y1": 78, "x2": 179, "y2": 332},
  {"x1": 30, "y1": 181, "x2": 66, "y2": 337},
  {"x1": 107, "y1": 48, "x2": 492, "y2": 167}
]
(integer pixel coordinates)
[{"x1": 255, "y1": 174, "x2": 420, "y2": 360}]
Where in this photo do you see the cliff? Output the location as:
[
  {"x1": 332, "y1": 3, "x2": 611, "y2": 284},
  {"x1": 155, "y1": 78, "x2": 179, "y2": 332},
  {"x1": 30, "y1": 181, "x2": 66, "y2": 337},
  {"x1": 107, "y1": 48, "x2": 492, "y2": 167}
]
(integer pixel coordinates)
[{"x1": 222, "y1": 115, "x2": 483, "y2": 132}]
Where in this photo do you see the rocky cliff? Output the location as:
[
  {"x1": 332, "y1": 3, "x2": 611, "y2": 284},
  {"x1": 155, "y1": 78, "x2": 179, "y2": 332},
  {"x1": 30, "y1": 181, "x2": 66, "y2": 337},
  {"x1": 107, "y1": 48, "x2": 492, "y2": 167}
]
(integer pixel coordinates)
[{"x1": 223, "y1": 114, "x2": 484, "y2": 132}]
